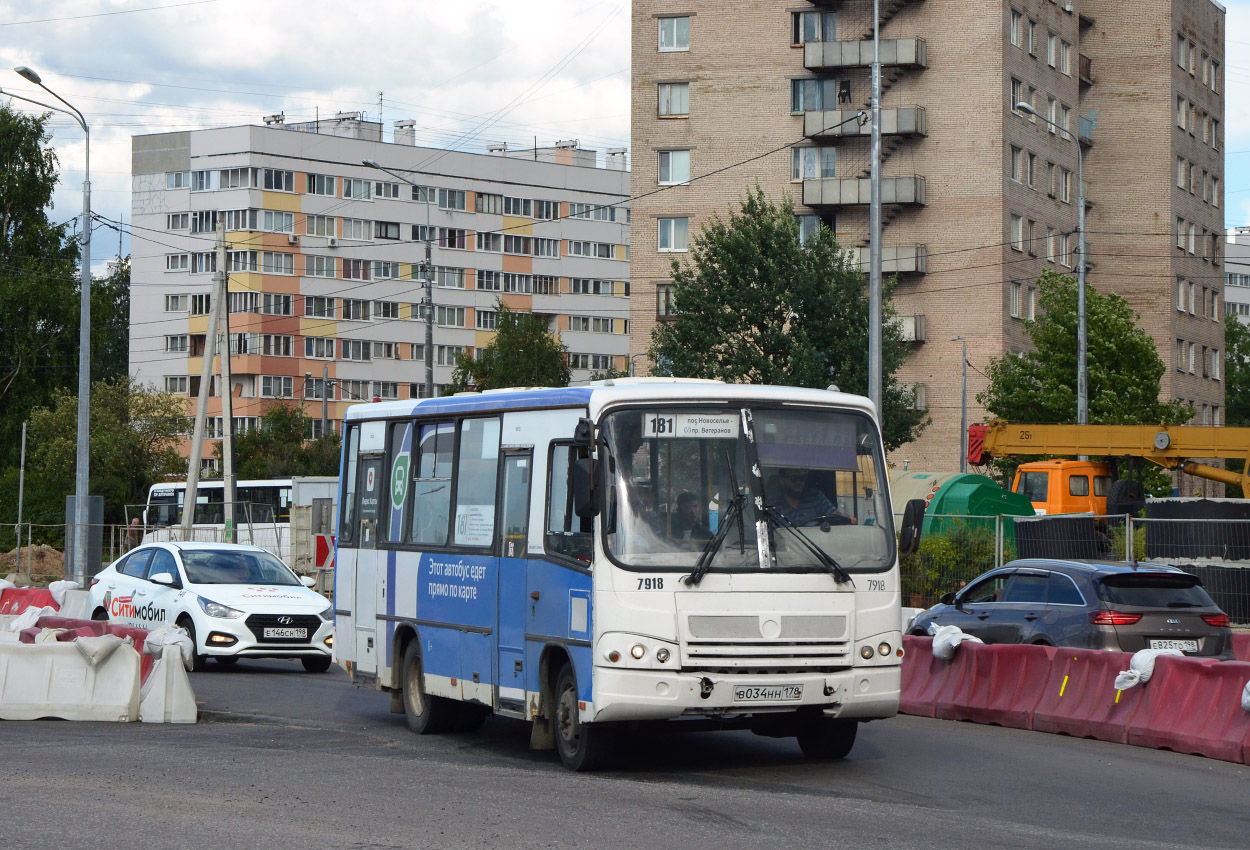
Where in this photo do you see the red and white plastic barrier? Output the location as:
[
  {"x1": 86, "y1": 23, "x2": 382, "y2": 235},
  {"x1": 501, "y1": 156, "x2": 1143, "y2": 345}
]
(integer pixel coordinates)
[{"x1": 900, "y1": 636, "x2": 1250, "y2": 766}]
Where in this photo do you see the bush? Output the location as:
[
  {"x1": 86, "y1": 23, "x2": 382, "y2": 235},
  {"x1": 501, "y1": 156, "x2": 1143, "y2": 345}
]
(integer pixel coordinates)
[{"x1": 901, "y1": 518, "x2": 1014, "y2": 610}]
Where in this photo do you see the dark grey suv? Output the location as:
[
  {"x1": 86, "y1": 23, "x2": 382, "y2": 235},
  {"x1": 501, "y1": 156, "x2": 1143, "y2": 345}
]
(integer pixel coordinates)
[{"x1": 909, "y1": 559, "x2": 1234, "y2": 659}]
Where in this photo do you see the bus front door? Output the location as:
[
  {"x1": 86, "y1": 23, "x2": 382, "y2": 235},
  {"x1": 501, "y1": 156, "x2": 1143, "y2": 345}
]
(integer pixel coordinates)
[
  {"x1": 354, "y1": 455, "x2": 384, "y2": 672},
  {"x1": 496, "y1": 451, "x2": 532, "y2": 708}
]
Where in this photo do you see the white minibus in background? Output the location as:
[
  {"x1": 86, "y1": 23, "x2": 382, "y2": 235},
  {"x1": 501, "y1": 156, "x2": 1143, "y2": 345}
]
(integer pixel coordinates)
[{"x1": 335, "y1": 379, "x2": 922, "y2": 770}]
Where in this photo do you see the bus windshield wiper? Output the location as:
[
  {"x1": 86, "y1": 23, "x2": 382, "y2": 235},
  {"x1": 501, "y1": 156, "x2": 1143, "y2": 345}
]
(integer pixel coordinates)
[
  {"x1": 685, "y1": 450, "x2": 746, "y2": 588},
  {"x1": 759, "y1": 503, "x2": 853, "y2": 585}
]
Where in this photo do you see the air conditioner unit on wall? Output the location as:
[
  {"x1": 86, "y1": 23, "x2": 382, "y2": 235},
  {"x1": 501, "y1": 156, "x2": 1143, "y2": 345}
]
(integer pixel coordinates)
[
  {"x1": 1062, "y1": 1, "x2": 1073, "y2": 12},
  {"x1": 327, "y1": 236, "x2": 338, "y2": 248},
  {"x1": 287, "y1": 233, "x2": 299, "y2": 244}
]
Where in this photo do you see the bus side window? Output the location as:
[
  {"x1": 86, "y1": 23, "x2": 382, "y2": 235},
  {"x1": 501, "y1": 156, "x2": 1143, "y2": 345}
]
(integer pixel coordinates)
[
  {"x1": 340, "y1": 426, "x2": 360, "y2": 546},
  {"x1": 453, "y1": 417, "x2": 501, "y2": 547},
  {"x1": 411, "y1": 421, "x2": 454, "y2": 547},
  {"x1": 546, "y1": 444, "x2": 592, "y2": 562}
]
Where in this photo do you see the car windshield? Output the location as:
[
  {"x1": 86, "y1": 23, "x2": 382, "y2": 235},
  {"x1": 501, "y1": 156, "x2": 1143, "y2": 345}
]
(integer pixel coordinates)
[
  {"x1": 181, "y1": 549, "x2": 303, "y2": 586},
  {"x1": 602, "y1": 405, "x2": 894, "y2": 572},
  {"x1": 1096, "y1": 573, "x2": 1216, "y2": 608}
]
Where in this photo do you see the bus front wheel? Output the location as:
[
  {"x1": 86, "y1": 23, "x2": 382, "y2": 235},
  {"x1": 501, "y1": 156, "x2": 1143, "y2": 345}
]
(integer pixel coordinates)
[
  {"x1": 401, "y1": 640, "x2": 454, "y2": 734},
  {"x1": 796, "y1": 716, "x2": 858, "y2": 760},
  {"x1": 553, "y1": 664, "x2": 614, "y2": 771}
]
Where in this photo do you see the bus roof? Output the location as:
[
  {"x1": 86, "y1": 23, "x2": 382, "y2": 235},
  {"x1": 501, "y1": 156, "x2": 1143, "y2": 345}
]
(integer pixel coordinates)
[{"x1": 342, "y1": 379, "x2": 877, "y2": 422}]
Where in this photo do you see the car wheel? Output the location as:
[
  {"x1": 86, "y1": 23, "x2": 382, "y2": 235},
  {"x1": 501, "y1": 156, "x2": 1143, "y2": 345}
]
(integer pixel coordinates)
[
  {"x1": 91, "y1": 608, "x2": 109, "y2": 621},
  {"x1": 215, "y1": 656, "x2": 239, "y2": 666},
  {"x1": 553, "y1": 663, "x2": 614, "y2": 771},
  {"x1": 401, "y1": 640, "x2": 454, "y2": 734},
  {"x1": 796, "y1": 716, "x2": 858, "y2": 760},
  {"x1": 301, "y1": 655, "x2": 332, "y2": 673},
  {"x1": 177, "y1": 617, "x2": 208, "y2": 672}
]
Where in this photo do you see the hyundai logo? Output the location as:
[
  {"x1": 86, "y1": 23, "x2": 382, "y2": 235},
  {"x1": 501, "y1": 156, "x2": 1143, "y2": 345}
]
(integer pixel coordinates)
[
  {"x1": 1166, "y1": 618, "x2": 1179, "y2": 625},
  {"x1": 277, "y1": 615, "x2": 294, "y2": 625}
]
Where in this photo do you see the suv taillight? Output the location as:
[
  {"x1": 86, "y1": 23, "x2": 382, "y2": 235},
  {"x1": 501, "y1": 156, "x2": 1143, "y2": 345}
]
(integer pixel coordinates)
[
  {"x1": 1089, "y1": 610, "x2": 1142, "y2": 626},
  {"x1": 1201, "y1": 612, "x2": 1230, "y2": 628}
]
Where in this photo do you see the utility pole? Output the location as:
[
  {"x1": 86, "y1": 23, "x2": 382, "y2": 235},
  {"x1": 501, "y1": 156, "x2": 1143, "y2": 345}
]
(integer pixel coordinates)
[
  {"x1": 867, "y1": 0, "x2": 883, "y2": 416},
  {"x1": 182, "y1": 225, "x2": 225, "y2": 541},
  {"x1": 321, "y1": 364, "x2": 330, "y2": 435},
  {"x1": 217, "y1": 218, "x2": 235, "y2": 543},
  {"x1": 422, "y1": 236, "x2": 434, "y2": 399},
  {"x1": 952, "y1": 337, "x2": 968, "y2": 473},
  {"x1": 16, "y1": 423, "x2": 26, "y2": 577}
]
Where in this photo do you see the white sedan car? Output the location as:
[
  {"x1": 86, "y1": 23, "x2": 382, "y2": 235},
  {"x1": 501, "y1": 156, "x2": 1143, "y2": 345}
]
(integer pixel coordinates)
[{"x1": 88, "y1": 542, "x2": 334, "y2": 672}]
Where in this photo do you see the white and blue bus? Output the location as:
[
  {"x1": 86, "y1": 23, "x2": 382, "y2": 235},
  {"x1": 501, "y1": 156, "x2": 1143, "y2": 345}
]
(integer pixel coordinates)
[{"x1": 335, "y1": 379, "x2": 922, "y2": 770}]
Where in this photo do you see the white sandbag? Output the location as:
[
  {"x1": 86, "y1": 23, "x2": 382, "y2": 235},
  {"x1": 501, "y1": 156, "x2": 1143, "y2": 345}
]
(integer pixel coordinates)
[
  {"x1": 34, "y1": 628, "x2": 67, "y2": 643},
  {"x1": 74, "y1": 633, "x2": 125, "y2": 667},
  {"x1": 0, "y1": 578, "x2": 15, "y2": 592},
  {"x1": 144, "y1": 625, "x2": 195, "y2": 671},
  {"x1": 1114, "y1": 648, "x2": 1184, "y2": 691},
  {"x1": 928, "y1": 622, "x2": 983, "y2": 660},
  {"x1": 9, "y1": 606, "x2": 58, "y2": 632},
  {"x1": 1242, "y1": 681, "x2": 1250, "y2": 713},
  {"x1": 57, "y1": 589, "x2": 91, "y2": 620},
  {"x1": 47, "y1": 580, "x2": 81, "y2": 606}
]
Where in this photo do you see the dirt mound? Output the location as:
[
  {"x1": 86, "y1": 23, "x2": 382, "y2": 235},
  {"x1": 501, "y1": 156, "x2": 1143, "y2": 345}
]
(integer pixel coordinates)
[{"x1": 1, "y1": 544, "x2": 67, "y2": 583}]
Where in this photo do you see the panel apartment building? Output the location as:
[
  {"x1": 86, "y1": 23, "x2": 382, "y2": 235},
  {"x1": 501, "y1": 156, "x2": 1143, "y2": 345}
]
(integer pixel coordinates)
[
  {"x1": 631, "y1": 1, "x2": 1225, "y2": 473},
  {"x1": 131, "y1": 117, "x2": 630, "y2": 463}
]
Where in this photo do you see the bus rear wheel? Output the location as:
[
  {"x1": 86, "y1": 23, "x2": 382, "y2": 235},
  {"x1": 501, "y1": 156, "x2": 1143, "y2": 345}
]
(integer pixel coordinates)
[
  {"x1": 553, "y1": 664, "x2": 614, "y2": 771},
  {"x1": 796, "y1": 716, "x2": 858, "y2": 760},
  {"x1": 401, "y1": 640, "x2": 454, "y2": 734}
]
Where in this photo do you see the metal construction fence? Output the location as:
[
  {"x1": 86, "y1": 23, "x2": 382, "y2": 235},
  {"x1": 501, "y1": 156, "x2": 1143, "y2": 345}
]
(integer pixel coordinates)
[{"x1": 900, "y1": 513, "x2": 1250, "y2": 625}]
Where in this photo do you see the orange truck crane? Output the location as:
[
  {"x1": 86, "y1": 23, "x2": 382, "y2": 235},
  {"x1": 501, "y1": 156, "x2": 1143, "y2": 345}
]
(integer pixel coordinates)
[{"x1": 967, "y1": 422, "x2": 1250, "y2": 515}]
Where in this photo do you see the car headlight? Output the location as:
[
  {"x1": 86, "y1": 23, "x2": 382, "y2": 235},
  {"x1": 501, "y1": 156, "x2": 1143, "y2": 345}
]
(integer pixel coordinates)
[
  {"x1": 197, "y1": 597, "x2": 245, "y2": 619},
  {"x1": 318, "y1": 605, "x2": 333, "y2": 622}
]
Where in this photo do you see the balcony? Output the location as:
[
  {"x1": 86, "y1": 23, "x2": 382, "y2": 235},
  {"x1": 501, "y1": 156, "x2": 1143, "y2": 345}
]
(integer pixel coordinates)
[
  {"x1": 1078, "y1": 114, "x2": 1095, "y2": 146},
  {"x1": 805, "y1": 106, "x2": 926, "y2": 140},
  {"x1": 890, "y1": 314, "x2": 927, "y2": 343},
  {"x1": 1079, "y1": 54, "x2": 1093, "y2": 86},
  {"x1": 804, "y1": 37, "x2": 927, "y2": 72},
  {"x1": 850, "y1": 244, "x2": 928, "y2": 275},
  {"x1": 803, "y1": 176, "x2": 926, "y2": 208}
]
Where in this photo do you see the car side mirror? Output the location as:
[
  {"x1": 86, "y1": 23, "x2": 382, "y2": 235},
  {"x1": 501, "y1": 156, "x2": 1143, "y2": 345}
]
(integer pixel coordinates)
[
  {"x1": 939, "y1": 591, "x2": 956, "y2": 606},
  {"x1": 897, "y1": 498, "x2": 926, "y2": 556},
  {"x1": 150, "y1": 572, "x2": 178, "y2": 587},
  {"x1": 300, "y1": 575, "x2": 316, "y2": 588}
]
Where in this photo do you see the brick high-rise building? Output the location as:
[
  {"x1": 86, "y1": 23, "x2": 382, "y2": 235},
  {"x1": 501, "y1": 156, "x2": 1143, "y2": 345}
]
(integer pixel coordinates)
[
  {"x1": 131, "y1": 118, "x2": 630, "y2": 468},
  {"x1": 630, "y1": 1, "x2": 1225, "y2": 471}
]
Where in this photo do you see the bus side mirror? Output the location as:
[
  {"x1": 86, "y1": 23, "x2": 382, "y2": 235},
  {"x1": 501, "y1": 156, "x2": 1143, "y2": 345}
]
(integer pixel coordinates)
[
  {"x1": 898, "y1": 498, "x2": 926, "y2": 556},
  {"x1": 572, "y1": 450, "x2": 599, "y2": 518}
]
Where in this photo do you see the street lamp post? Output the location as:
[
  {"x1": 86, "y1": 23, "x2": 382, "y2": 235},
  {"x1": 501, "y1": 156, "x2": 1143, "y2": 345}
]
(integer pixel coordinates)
[
  {"x1": 952, "y1": 336, "x2": 968, "y2": 473},
  {"x1": 11, "y1": 66, "x2": 92, "y2": 582},
  {"x1": 1017, "y1": 101, "x2": 1087, "y2": 425},
  {"x1": 363, "y1": 159, "x2": 434, "y2": 399}
]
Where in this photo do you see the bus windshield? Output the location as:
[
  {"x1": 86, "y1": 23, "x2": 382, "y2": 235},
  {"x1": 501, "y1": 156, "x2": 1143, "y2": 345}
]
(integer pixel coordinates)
[{"x1": 602, "y1": 405, "x2": 894, "y2": 573}]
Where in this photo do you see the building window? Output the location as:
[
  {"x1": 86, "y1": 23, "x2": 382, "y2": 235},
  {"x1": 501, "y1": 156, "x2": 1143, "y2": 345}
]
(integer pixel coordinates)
[
  {"x1": 374, "y1": 221, "x2": 401, "y2": 240},
  {"x1": 343, "y1": 258, "x2": 370, "y2": 280},
  {"x1": 534, "y1": 199, "x2": 558, "y2": 220},
  {"x1": 261, "y1": 293, "x2": 293, "y2": 316},
  {"x1": 342, "y1": 218, "x2": 370, "y2": 240},
  {"x1": 791, "y1": 78, "x2": 843, "y2": 113},
  {"x1": 438, "y1": 188, "x2": 467, "y2": 211},
  {"x1": 474, "y1": 192, "x2": 503, "y2": 214},
  {"x1": 476, "y1": 310, "x2": 497, "y2": 330},
  {"x1": 1058, "y1": 168, "x2": 1071, "y2": 204},
  {"x1": 261, "y1": 376, "x2": 294, "y2": 398},
  {"x1": 190, "y1": 210, "x2": 217, "y2": 234},
  {"x1": 164, "y1": 294, "x2": 188, "y2": 312},
  {"x1": 1010, "y1": 10, "x2": 1024, "y2": 48},
  {"x1": 305, "y1": 336, "x2": 335, "y2": 359},
  {"x1": 503, "y1": 196, "x2": 532, "y2": 217},
  {"x1": 166, "y1": 253, "x2": 189, "y2": 271},
  {"x1": 164, "y1": 376, "x2": 188, "y2": 394},
  {"x1": 261, "y1": 334, "x2": 293, "y2": 357},
  {"x1": 343, "y1": 298, "x2": 370, "y2": 321},
  {"x1": 504, "y1": 273, "x2": 532, "y2": 294},
  {"x1": 793, "y1": 10, "x2": 836, "y2": 44},
  {"x1": 533, "y1": 275, "x2": 558, "y2": 295},
  {"x1": 341, "y1": 339, "x2": 372, "y2": 362},
  {"x1": 534, "y1": 237, "x2": 560, "y2": 257},
  {"x1": 190, "y1": 170, "x2": 215, "y2": 192},
  {"x1": 261, "y1": 251, "x2": 294, "y2": 275},
  {"x1": 658, "y1": 217, "x2": 689, "y2": 252},
  {"x1": 305, "y1": 214, "x2": 334, "y2": 237},
  {"x1": 306, "y1": 255, "x2": 335, "y2": 278},
  {"x1": 307, "y1": 173, "x2": 336, "y2": 196},
  {"x1": 374, "y1": 300, "x2": 400, "y2": 320},
  {"x1": 166, "y1": 212, "x2": 189, "y2": 230},
  {"x1": 228, "y1": 292, "x2": 259, "y2": 314},
  {"x1": 475, "y1": 231, "x2": 502, "y2": 252},
  {"x1": 477, "y1": 270, "x2": 502, "y2": 291},
  {"x1": 658, "y1": 149, "x2": 691, "y2": 185},
  {"x1": 262, "y1": 169, "x2": 293, "y2": 191},
  {"x1": 305, "y1": 295, "x2": 335, "y2": 318},
  {"x1": 658, "y1": 16, "x2": 690, "y2": 52},
  {"x1": 191, "y1": 294, "x2": 211, "y2": 315},
  {"x1": 373, "y1": 181, "x2": 400, "y2": 199},
  {"x1": 658, "y1": 82, "x2": 690, "y2": 117},
  {"x1": 165, "y1": 335, "x2": 189, "y2": 353},
  {"x1": 372, "y1": 342, "x2": 399, "y2": 361},
  {"x1": 1010, "y1": 214, "x2": 1024, "y2": 251},
  {"x1": 226, "y1": 250, "x2": 258, "y2": 272},
  {"x1": 166, "y1": 171, "x2": 190, "y2": 190},
  {"x1": 792, "y1": 146, "x2": 836, "y2": 180},
  {"x1": 342, "y1": 177, "x2": 372, "y2": 200},
  {"x1": 372, "y1": 261, "x2": 401, "y2": 280},
  {"x1": 437, "y1": 306, "x2": 466, "y2": 328}
]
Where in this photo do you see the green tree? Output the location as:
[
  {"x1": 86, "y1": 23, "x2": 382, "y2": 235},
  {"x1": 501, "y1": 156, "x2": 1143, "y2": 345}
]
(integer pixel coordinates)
[
  {"x1": 92, "y1": 256, "x2": 131, "y2": 385},
  {"x1": 1222, "y1": 314, "x2": 1250, "y2": 497},
  {"x1": 979, "y1": 271, "x2": 1192, "y2": 425},
  {"x1": 0, "y1": 379, "x2": 187, "y2": 538},
  {"x1": 0, "y1": 105, "x2": 81, "y2": 469},
  {"x1": 648, "y1": 187, "x2": 926, "y2": 450},
  {"x1": 978, "y1": 271, "x2": 1191, "y2": 496},
  {"x1": 221, "y1": 403, "x2": 341, "y2": 479},
  {"x1": 447, "y1": 300, "x2": 571, "y2": 392}
]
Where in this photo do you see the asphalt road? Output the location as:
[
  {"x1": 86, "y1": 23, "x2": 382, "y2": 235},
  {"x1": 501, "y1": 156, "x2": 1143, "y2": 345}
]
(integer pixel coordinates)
[{"x1": 2, "y1": 659, "x2": 1247, "y2": 850}]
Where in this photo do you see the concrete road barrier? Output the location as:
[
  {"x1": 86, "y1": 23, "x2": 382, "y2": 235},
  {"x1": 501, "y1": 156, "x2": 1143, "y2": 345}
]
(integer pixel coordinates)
[{"x1": 0, "y1": 640, "x2": 140, "y2": 721}]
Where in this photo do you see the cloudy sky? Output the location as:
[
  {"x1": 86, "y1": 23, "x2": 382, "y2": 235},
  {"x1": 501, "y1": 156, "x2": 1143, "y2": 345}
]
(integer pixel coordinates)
[
  {"x1": 0, "y1": 0, "x2": 631, "y2": 272},
  {"x1": 2, "y1": 0, "x2": 1249, "y2": 274}
]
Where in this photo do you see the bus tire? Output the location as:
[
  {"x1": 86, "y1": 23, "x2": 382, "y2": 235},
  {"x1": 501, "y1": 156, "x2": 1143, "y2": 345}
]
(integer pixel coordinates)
[
  {"x1": 554, "y1": 664, "x2": 614, "y2": 771},
  {"x1": 177, "y1": 617, "x2": 208, "y2": 672},
  {"x1": 401, "y1": 640, "x2": 454, "y2": 734},
  {"x1": 453, "y1": 704, "x2": 489, "y2": 733},
  {"x1": 796, "y1": 716, "x2": 858, "y2": 760}
]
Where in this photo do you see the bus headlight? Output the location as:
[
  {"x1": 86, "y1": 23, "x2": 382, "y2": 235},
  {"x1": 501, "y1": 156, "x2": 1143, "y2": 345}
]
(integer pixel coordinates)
[
  {"x1": 630, "y1": 644, "x2": 647, "y2": 660},
  {"x1": 878, "y1": 641, "x2": 892, "y2": 657},
  {"x1": 655, "y1": 648, "x2": 670, "y2": 663},
  {"x1": 860, "y1": 645, "x2": 875, "y2": 660}
]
